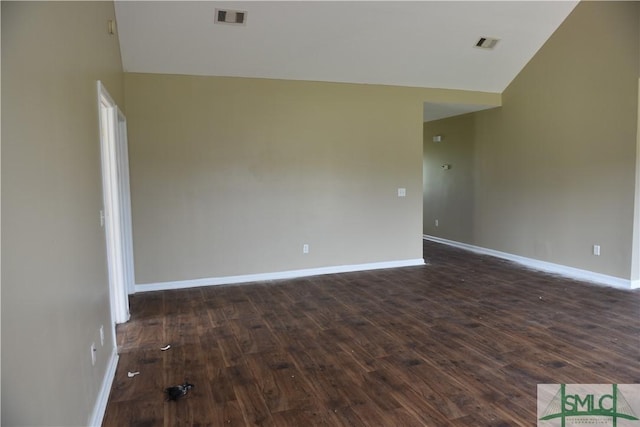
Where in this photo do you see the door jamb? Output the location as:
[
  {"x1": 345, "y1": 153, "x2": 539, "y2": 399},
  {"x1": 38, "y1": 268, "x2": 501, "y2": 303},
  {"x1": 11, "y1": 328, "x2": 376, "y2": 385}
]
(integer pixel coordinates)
[{"x1": 97, "y1": 81, "x2": 131, "y2": 332}]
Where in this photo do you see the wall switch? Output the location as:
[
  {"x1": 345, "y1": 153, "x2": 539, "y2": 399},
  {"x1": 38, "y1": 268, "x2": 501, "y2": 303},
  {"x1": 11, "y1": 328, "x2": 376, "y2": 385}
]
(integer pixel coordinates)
[
  {"x1": 435, "y1": 219, "x2": 439, "y2": 227},
  {"x1": 90, "y1": 342, "x2": 97, "y2": 366},
  {"x1": 397, "y1": 188, "x2": 406, "y2": 197},
  {"x1": 593, "y1": 245, "x2": 601, "y2": 256},
  {"x1": 99, "y1": 325, "x2": 105, "y2": 347},
  {"x1": 303, "y1": 244, "x2": 309, "y2": 254}
]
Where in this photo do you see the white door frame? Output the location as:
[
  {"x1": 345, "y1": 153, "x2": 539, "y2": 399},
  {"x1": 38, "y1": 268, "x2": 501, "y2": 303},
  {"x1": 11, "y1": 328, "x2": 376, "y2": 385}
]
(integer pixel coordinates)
[
  {"x1": 116, "y1": 109, "x2": 136, "y2": 295},
  {"x1": 632, "y1": 77, "x2": 640, "y2": 286},
  {"x1": 97, "y1": 81, "x2": 132, "y2": 326}
]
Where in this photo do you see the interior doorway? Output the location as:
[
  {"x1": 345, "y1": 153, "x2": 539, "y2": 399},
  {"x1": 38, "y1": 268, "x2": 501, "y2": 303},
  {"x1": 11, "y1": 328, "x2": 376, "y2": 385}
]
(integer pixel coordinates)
[{"x1": 97, "y1": 81, "x2": 133, "y2": 329}]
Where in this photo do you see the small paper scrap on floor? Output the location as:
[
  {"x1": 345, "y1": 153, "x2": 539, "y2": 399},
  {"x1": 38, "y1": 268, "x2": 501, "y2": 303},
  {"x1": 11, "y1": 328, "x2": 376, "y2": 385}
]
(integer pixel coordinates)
[
  {"x1": 160, "y1": 344, "x2": 171, "y2": 351},
  {"x1": 127, "y1": 371, "x2": 140, "y2": 378}
]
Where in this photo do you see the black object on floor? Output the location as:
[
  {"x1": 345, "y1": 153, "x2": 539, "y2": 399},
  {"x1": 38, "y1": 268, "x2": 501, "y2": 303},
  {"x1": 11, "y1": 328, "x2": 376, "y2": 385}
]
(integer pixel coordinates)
[{"x1": 164, "y1": 382, "x2": 194, "y2": 401}]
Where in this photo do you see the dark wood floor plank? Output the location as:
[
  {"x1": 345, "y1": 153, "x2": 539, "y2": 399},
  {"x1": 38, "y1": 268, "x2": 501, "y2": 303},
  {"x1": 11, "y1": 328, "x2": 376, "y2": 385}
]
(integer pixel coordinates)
[
  {"x1": 102, "y1": 399, "x2": 164, "y2": 427},
  {"x1": 208, "y1": 401, "x2": 245, "y2": 427},
  {"x1": 244, "y1": 351, "x2": 311, "y2": 414},
  {"x1": 108, "y1": 349, "x2": 165, "y2": 404},
  {"x1": 233, "y1": 383, "x2": 276, "y2": 426},
  {"x1": 104, "y1": 240, "x2": 640, "y2": 426}
]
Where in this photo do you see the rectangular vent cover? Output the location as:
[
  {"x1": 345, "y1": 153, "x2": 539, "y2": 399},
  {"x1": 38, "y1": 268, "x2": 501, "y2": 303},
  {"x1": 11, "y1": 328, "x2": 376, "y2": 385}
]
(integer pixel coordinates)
[
  {"x1": 475, "y1": 37, "x2": 499, "y2": 50},
  {"x1": 215, "y1": 9, "x2": 247, "y2": 25}
]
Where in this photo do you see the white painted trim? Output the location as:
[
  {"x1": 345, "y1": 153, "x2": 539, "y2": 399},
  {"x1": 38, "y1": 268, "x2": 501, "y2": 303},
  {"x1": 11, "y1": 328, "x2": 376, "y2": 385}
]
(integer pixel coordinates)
[
  {"x1": 632, "y1": 280, "x2": 640, "y2": 290},
  {"x1": 631, "y1": 77, "x2": 640, "y2": 283},
  {"x1": 88, "y1": 349, "x2": 119, "y2": 427},
  {"x1": 423, "y1": 235, "x2": 636, "y2": 290},
  {"x1": 135, "y1": 259, "x2": 426, "y2": 293},
  {"x1": 97, "y1": 81, "x2": 130, "y2": 325},
  {"x1": 116, "y1": 108, "x2": 136, "y2": 296}
]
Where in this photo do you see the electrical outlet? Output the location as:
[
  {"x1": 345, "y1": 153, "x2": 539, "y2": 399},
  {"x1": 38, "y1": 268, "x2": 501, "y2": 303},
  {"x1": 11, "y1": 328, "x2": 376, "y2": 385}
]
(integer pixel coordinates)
[
  {"x1": 303, "y1": 244, "x2": 309, "y2": 254},
  {"x1": 397, "y1": 188, "x2": 406, "y2": 197},
  {"x1": 99, "y1": 325, "x2": 105, "y2": 347},
  {"x1": 593, "y1": 245, "x2": 601, "y2": 256},
  {"x1": 90, "y1": 342, "x2": 97, "y2": 366},
  {"x1": 435, "y1": 219, "x2": 439, "y2": 227}
]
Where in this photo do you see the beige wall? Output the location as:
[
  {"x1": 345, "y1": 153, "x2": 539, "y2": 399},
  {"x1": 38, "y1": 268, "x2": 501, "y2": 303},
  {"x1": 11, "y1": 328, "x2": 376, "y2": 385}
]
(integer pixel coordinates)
[
  {"x1": 423, "y1": 1, "x2": 640, "y2": 280},
  {"x1": 124, "y1": 73, "x2": 499, "y2": 284},
  {"x1": 1, "y1": 2, "x2": 124, "y2": 425},
  {"x1": 423, "y1": 114, "x2": 476, "y2": 242}
]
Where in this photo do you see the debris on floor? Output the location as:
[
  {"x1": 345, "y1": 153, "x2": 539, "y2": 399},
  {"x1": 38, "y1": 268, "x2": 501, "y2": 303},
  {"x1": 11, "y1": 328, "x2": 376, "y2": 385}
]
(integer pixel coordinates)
[
  {"x1": 165, "y1": 382, "x2": 194, "y2": 401},
  {"x1": 127, "y1": 371, "x2": 140, "y2": 378},
  {"x1": 160, "y1": 344, "x2": 171, "y2": 351}
]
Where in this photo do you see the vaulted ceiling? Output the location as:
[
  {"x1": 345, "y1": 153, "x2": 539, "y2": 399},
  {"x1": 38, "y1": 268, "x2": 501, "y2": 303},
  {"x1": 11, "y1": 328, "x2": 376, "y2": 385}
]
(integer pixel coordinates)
[{"x1": 114, "y1": 1, "x2": 579, "y2": 120}]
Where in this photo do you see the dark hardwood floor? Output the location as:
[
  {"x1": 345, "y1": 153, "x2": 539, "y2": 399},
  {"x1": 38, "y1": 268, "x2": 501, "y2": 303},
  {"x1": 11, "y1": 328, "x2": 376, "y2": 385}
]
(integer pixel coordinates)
[{"x1": 103, "y1": 240, "x2": 640, "y2": 426}]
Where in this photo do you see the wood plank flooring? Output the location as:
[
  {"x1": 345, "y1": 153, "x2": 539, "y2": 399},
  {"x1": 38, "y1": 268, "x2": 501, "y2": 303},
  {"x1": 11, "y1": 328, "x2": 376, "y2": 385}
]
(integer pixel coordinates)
[{"x1": 103, "y1": 240, "x2": 640, "y2": 426}]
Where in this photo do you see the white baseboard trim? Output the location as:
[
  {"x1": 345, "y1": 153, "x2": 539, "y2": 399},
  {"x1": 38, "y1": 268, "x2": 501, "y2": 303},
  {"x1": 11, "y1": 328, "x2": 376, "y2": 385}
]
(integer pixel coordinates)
[
  {"x1": 135, "y1": 258, "x2": 426, "y2": 293},
  {"x1": 88, "y1": 349, "x2": 119, "y2": 427},
  {"x1": 424, "y1": 235, "x2": 636, "y2": 290}
]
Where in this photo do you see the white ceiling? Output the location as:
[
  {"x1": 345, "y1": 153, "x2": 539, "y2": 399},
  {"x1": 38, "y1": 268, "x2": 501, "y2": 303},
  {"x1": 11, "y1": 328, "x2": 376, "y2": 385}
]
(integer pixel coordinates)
[{"x1": 115, "y1": 1, "x2": 578, "y2": 119}]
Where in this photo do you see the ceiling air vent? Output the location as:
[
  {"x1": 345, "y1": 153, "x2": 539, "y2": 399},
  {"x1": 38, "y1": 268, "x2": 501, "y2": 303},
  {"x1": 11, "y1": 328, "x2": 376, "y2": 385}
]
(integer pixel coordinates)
[
  {"x1": 215, "y1": 9, "x2": 247, "y2": 25},
  {"x1": 475, "y1": 37, "x2": 499, "y2": 50}
]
